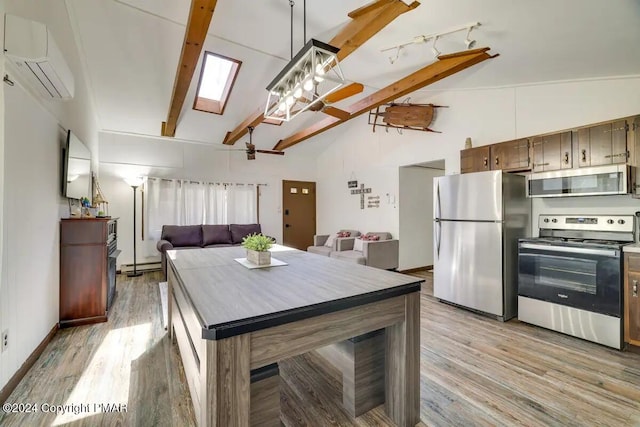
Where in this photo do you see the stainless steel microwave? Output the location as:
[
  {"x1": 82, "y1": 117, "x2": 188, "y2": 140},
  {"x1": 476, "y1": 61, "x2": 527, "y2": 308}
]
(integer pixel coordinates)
[{"x1": 527, "y1": 164, "x2": 636, "y2": 198}]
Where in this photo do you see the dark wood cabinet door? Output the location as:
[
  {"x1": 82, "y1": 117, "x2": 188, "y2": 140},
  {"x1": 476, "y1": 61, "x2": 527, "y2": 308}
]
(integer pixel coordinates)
[
  {"x1": 589, "y1": 123, "x2": 613, "y2": 167},
  {"x1": 560, "y1": 131, "x2": 572, "y2": 169},
  {"x1": 626, "y1": 268, "x2": 640, "y2": 346},
  {"x1": 460, "y1": 148, "x2": 474, "y2": 174},
  {"x1": 460, "y1": 146, "x2": 490, "y2": 174},
  {"x1": 533, "y1": 132, "x2": 572, "y2": 172},
  {"x1": 492, "y1": 139, "x2": 529, "y2": 171},
  {"x1": 60, "y1": 245, "x2": 107, "y2": 321},
  {"x1": 611, "y1": 119, "x2": 628, "y2": 164}
]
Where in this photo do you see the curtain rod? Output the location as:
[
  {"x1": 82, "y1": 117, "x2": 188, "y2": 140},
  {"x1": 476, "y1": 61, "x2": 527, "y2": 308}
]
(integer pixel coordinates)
[{"x1": 146, "y1": 176, "x2": 268, "y2": 186}]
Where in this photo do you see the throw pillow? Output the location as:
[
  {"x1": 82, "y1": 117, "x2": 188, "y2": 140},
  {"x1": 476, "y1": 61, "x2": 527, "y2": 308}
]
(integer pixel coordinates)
[
  {"x1": 324, "y1": 234, "x2": 336, "y2": 248},
  {"x1": 364, "y1": 233, "x2": 380, "y2": 241},
  {"x1": 337, "y1": 231, "x2": 351, "y2": 238},
  {"x1": 353, "y1": 237, "x2": 364, "y2": 252}
]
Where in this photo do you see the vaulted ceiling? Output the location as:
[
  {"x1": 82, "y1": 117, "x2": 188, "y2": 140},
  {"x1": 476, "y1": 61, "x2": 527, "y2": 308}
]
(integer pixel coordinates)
[{"x1": 66, "y1": 0, "x2": 640, "y2": 155}]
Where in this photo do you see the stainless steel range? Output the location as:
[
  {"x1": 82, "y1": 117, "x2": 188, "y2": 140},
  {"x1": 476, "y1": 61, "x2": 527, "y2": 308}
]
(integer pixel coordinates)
[{"x1": 518, "y1": 214, "x2": 635, "y2": 349}]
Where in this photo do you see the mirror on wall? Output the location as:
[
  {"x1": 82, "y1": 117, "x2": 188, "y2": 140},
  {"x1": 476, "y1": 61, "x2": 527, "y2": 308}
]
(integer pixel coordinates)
[{"x1": 62, "y1": 130, "x2": 91, "y2": 200}]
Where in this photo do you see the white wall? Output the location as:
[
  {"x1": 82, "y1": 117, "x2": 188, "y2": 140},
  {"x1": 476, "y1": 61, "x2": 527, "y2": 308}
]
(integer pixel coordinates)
[
  {"x1": 97, "y1": 132, "x2": 317, "y2": 268},
  {"x1": 399, "y1": 166, "x2": 444, "y2": 270},
  {"x1": 0, "y1": 83, "x2": 62, "y2": 390},
  {"x1": 1, "y1": 0, "x2": 100, "y2": 391},
  {"x1": 5, "y1": 0, "x2": 100, "y2": 166},
  {"x1": 0, "y1": 0, "x2": 6, "y2": 390},
  {"x1": 316, "y1": 76, "x2": 640, "y2": 247}
]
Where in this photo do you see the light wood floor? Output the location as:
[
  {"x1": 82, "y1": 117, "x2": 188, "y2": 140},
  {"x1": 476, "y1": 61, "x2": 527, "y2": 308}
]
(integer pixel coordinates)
[{"x1": 2, "y1": 270, "x2": 640, "y2": 426}]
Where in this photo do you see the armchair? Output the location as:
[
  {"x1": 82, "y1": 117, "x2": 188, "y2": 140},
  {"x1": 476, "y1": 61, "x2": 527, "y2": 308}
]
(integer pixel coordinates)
[
  {"x1": 330, "y1": 232, "x2": 399, "y2": 270},
  {"x1": 307, "y1": 229, "x2": 360, "y2": 257}
]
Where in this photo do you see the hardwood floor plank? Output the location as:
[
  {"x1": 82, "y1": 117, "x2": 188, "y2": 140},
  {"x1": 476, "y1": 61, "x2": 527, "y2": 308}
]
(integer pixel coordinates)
[{"x1": 1, "y1": 271, "x2": 640, "y2": 427}]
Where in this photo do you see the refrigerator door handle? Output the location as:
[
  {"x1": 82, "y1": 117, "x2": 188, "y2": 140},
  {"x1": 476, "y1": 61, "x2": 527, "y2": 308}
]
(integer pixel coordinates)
[
  {"x1": 436, "y1": 219, "x2": 442, "y2": 258},
  {"x1": 435, "y1": 181, "x2": 442, "y2": 258}
]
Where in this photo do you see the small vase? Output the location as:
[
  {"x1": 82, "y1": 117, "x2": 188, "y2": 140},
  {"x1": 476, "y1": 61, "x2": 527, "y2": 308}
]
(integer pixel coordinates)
[
  {"x1": 465, "y1": 137, "x2": 473, "y2": 149},
  {"x1": 247, "y1": 249, "x2": 271, "y2": 266}
]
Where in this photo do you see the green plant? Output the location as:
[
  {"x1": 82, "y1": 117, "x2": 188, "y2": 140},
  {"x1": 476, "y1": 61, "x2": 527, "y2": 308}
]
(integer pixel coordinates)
[{"x1": 241, "y1": 233, "x2": 273, "y2": 252}]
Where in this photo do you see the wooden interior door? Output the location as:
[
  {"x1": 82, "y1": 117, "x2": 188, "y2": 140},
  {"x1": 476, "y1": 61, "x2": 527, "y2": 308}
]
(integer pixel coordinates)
[{"x1": 282, "y1": 180, "x2": 316, "y2": 250}]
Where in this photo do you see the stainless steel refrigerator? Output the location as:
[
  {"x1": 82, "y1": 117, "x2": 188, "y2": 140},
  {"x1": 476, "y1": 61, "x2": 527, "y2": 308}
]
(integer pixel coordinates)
[{"x1": 433, "y1": 170, "x2": 530, "y2": 320}]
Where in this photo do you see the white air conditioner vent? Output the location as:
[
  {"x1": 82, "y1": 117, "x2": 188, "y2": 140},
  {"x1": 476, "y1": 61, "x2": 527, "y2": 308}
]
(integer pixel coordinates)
[{"x1": 3, "y1": 14, "x2": 75, "y2": 99}]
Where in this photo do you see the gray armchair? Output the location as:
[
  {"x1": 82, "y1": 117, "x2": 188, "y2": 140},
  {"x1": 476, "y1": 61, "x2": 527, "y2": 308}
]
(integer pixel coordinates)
[
  {"x1": 330, "y1": 232, "x2": 399, "y2": 270},
  {"x1": 307, "y1": 229, "x2": 361, "y2": 257}
]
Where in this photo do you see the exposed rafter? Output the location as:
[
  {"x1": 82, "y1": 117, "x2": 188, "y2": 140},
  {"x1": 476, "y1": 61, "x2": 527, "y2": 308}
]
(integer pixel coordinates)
[
  {"x1": 161, "y1": 0, "x2": 218, "y2": 137},
  {"x1": 273, "y1": 48, "x2": 498, "y2": 151},
  {"x1": 222, "y1": 0, "x2": 420, "y2": 145}
]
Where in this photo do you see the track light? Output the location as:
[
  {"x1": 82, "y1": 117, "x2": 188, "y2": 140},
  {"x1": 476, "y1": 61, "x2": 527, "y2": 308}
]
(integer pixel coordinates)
[
  {"x1": 431, "y1": 36, "x2": 441, "y2": 58},
  {"x1": 381, "y1": 22, "x2": 481, "y2": 64},
  {"x1": 464, "y1": 26, "x2": 476, "y2": 49}
]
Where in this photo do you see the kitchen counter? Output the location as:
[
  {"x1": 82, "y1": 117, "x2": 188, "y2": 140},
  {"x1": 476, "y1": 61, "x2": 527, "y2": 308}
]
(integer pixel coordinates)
[{"x1": 623, "y1": 243, "x2": 640, "y2": 253}]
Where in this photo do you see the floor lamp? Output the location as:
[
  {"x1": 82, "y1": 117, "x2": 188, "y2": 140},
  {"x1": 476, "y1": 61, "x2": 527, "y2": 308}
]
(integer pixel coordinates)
[{"x1": 124, "y1": 177, "x2": 144, "y2": 277}]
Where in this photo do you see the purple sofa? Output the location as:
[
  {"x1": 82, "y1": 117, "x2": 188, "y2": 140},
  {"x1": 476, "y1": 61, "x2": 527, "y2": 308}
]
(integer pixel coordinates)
[{"x1": 156, "y1": 223, "x2": 262, "y2": 277}]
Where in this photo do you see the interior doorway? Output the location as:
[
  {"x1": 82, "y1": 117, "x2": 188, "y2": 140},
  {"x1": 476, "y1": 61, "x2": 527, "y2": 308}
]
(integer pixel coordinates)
[
  {"x1": 282, "y1": 180, "x2": 316, "y2": 250},
  {"x1": 398, "y1": 160, "x2": 445, "y2": 272}
]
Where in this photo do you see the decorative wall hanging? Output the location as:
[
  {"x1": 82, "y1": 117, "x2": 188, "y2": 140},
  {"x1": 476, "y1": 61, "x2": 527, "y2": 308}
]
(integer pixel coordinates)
[
  {"x1": 368, "y1": 100, "x2": 447, "y2": 134},
  {"x1": 351, "y1": 183, "x2": 372, "y2": 209},
  {"x1": 367, "y1": 195, "x2": 380, "y2": 208}
]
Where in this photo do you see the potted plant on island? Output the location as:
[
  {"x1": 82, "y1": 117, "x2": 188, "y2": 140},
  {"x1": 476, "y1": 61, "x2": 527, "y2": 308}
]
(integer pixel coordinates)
[{"x1": 242, "y1": 233, "x2": 273, "y2": 266}]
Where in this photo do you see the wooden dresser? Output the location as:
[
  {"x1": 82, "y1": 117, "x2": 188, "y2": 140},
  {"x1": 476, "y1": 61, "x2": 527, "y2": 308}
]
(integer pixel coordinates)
[{"x1": 60, "y1": 218, "x2": 120, "y2": 328}]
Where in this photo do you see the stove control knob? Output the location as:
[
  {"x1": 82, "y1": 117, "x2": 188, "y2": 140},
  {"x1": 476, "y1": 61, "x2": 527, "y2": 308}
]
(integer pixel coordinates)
[
  {"x1": 607, "y1": 219, "x2": 615, "y2": 224},
  {"x1": 543, "y1": 218, "x2": 550, "y2": 223},
  {"x1": 551, "y1": 218, "x2": 558, "y2": 223},
  {"x1": 618, "y1": 219, "x2": 625, "y2": 225}
]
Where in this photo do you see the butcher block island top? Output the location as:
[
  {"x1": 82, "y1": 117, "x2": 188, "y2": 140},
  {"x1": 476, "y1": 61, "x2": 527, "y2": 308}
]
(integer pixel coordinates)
[{"x1": 167, "y1": 244, "x2": 422, "y2": 340}]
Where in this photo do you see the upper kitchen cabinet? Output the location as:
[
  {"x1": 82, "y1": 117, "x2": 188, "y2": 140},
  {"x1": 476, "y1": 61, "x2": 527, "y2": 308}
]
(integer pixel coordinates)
[
  {"x1": 629, "y1": 115, "x2": 640, "y2": 167},
  {"x1": 531, "y1": 131, "x2": 572, "y2": 172},
  {"x1": 460, "y1": 146, "x2": 490, "y2": 174},
  {"x1": 577, "y1": 120, "x2": 628, "y2": 167},
  {"x1": 490, "y1": 138, "x2": 530, "y2": 172}
]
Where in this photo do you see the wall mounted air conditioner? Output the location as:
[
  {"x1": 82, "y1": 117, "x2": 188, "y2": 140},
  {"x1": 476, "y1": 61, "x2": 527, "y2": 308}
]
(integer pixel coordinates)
[{"x1": 3, "y1": 14, "x2": 75, "y2": 99}]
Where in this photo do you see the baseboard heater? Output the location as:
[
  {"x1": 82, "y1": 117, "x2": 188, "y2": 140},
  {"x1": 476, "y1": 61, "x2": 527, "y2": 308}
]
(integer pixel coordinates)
[{"x1": 118, "y1": 261, "x2": 162, "y2": 274}]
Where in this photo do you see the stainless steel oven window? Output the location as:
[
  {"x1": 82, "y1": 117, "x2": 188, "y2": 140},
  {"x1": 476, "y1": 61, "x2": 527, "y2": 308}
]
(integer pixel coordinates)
[{"x1": 535, "y1": 254, "x2": 597, "y2": 294}]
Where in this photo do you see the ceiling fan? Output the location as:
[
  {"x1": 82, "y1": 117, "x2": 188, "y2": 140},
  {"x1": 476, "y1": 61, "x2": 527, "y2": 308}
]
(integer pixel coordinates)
[
  {"x1": 302, "y1": 82, "x2": 364, "y2": 120},
  {"x1": 243, "y1": 126, "x2": 284, "y2": 160}
]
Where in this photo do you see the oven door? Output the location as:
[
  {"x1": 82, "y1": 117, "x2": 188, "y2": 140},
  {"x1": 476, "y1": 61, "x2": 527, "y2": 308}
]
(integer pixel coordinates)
[{"x1": 518, "y1": 242, "x2": 621, "y2": 316}]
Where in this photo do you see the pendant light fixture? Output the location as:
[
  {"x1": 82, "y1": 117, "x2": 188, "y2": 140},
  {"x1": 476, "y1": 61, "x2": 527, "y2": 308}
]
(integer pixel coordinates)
[{"x1": 264, "y1": 0, "x2": 345, "y2": 122}]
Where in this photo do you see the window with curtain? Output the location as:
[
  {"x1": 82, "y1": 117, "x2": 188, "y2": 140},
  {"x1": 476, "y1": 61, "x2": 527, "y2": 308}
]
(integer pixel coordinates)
[{"x1": 145, "y1": 178, "x2": 257, "y2": 241}]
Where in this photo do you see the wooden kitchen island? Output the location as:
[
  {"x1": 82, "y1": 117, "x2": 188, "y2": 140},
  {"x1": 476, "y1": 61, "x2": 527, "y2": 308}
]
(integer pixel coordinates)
[{"x1": 167, "y1": 245, "x2": 422, "y2": 427}]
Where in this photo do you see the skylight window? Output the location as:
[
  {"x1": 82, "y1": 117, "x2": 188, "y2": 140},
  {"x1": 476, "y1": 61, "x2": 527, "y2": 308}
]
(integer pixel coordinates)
[{"x1": 193, "y1": 51, "x2": 241, "y2": 115}]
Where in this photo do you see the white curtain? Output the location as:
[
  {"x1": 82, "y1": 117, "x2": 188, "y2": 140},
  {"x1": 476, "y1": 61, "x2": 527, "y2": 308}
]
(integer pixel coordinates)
[
  {"x1": 227, "y1": 184, "x2": 257, "y2": 224},
  {"x1": 145, "y1": 178, "x2": 258, "y2": 242}
]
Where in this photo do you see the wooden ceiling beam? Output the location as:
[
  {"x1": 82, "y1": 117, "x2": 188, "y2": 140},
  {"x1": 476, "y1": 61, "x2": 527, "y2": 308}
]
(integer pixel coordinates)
[
  {"x1": 162, "y1": 0, "x2": 218, "y2": 137},
  {"x1": 222, "y1": 0, "x2": 420, "y2": 145},
  {"x1": 273, "y1": 48, "x2": 498, "y2": 151}
]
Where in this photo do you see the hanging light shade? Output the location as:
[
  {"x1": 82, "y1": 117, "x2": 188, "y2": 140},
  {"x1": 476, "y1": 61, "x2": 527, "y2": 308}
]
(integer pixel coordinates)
[{"x1": 264, "y1": 39, "x2": 345, "y2": 122}]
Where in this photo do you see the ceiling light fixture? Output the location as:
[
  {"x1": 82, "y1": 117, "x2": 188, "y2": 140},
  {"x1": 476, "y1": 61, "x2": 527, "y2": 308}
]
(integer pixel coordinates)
[
  {"x1": 264, "y1": 0, "x2": 345, "y2": 122},
  {"x1": 381, "y1": 22, "x2": 481, "y2": 64},
  {"x1": 431, "y1": 36, "x2": 441, "y2": 58}
]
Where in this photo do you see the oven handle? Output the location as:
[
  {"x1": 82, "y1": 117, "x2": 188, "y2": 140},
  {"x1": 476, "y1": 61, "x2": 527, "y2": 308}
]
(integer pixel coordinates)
[{"x1": 519, "y1": 243, "x2": 619, "y2": 257}]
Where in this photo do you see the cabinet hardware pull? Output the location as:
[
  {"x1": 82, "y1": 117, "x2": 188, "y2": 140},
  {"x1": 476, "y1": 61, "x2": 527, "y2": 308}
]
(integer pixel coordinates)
[
  {"x1": 581, "y1": 149, "x2": 587, "y2": 162},
  {"x1": 483, "y1": 158, "x2": 488, "y2": 167},
  {"x1": 533, "y1": 163, "x2": 549, "y2": 167},
  {"x1": 563, "y1": 152, "x2": 569, "y2": 164},
  {"x1": 634, "y1": 279, "x2": 638, "y2": 297},
  {"x1": 495, "y1": 157, "x2": 499, "y2": 166}
]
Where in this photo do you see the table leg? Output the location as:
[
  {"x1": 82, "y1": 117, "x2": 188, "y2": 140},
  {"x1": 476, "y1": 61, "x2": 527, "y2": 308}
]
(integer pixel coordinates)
[
  {"x1": 204, "y1": 334, "x2": 251, "y2": 426},
  {"x1": 385, "y1": 292, "x2": 420, "y2": 426}
]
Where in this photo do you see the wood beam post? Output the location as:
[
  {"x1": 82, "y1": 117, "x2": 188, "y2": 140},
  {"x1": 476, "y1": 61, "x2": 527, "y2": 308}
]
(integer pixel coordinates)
[
  {"x1": 273, "y1": 48, "x2": 497, "y2": 150},
  {"x1": 162, "y1": 0, "x2": 218, "y2": 137},
  {"x1": 221, "y1": 0, "x2": 420, "y2": 145}
]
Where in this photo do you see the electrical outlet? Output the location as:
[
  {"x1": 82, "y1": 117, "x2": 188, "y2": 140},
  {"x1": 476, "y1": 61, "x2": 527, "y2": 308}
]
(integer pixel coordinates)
[{"x1": 2, "y1": 330, "x2": 8, "y2": 351}]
